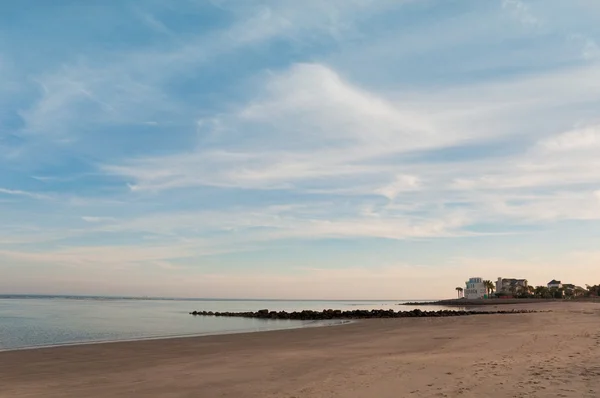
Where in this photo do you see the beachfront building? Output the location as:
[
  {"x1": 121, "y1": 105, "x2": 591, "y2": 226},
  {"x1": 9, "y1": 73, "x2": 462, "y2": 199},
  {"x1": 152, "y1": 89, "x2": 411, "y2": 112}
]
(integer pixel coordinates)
[
  {"x1": 563, "y1": 283, "x2": 574, "y2": 293},
  {"x1": 496, "y1": 277, "x2": 528, "y2": 295},
  {"x1": 547, "y1": 280, "x2": 562, "y2": 289},
  {"x1": 561, "y1": 284, "x2": 585, "y2": 296},
  {"x1": 548, "y1": 280, "x2": 564, "y2": 297},
  {"x1": 464, "y1": 277, "x2": 487, "y2": 299}
]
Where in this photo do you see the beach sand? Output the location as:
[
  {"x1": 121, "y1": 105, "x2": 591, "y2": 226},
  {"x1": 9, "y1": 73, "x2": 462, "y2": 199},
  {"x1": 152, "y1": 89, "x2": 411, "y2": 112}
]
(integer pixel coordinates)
[{"x1": 1, "y1": 302, "x2": 598, "y2": 398}]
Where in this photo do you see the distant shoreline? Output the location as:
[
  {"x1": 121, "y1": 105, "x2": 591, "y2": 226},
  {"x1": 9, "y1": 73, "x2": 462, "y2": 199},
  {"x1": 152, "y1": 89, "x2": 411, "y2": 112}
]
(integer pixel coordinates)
[
  {"x1": 401, "y1": 298, "x2": 599, "y2": 306},
  {"x1": 0, "y1": 319, "x2": 349, "y2": 353}
]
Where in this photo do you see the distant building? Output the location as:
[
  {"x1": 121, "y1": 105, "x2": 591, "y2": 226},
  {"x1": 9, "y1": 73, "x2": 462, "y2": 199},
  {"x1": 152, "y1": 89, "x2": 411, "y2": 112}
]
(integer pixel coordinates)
[
  {"x1": 561, "y1": 284, "x2": 583, "y2": 297},
  {"x1": 563, "y1": 283, "x2": 575, "y2": 291},
  {"x1": 496, "y1": 277, "x2": 528, "y2": 295},
  {"x1": 547, "y1": 280, "x2": 562, "y2": 289},
  {"x1": 465, "y1": 277, "x2": 487, "y2": 299}
]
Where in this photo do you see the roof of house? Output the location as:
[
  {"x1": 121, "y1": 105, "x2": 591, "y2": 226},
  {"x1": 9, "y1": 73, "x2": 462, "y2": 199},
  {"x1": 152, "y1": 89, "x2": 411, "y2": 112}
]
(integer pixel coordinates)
[
  {"x1": 500, "y1": 278, "x2": 527, "y2": 284},
  {"x1": 548, "y1": 280, "x2": 562, "y2": 285}
]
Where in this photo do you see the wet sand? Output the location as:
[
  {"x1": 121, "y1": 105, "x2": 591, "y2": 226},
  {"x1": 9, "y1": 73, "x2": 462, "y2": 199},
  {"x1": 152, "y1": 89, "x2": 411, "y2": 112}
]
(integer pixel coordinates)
[{"x1": 1, "y1": 302, "x2": 599, "y2": 398}]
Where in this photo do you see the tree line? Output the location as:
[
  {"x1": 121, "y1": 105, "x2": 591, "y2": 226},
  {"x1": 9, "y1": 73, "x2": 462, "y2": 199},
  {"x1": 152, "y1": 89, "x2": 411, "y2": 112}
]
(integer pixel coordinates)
[{"x1": 455, "y1": 282, "x2": 600, "y2": 299}]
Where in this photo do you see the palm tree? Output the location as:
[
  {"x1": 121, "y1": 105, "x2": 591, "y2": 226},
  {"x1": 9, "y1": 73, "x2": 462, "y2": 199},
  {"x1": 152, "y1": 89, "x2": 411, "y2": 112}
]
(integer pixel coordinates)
[
  {"x1": 483, "y1": 280, "x2": 495, "y2": 297},
  {"x1": 586, "y1": 284, "x2": 600, "y2": 296},
  {"x1": 456, "y1": 287, "x2": 463, "y2": 298},
  {"x1": 555, "y1": 287, "x2": 565, "y2": 299}
]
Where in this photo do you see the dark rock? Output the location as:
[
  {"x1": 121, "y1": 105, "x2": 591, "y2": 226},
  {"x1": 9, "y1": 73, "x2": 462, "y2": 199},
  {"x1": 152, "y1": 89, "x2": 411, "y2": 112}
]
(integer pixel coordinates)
[{"x1": 188, "y1": 307, "x2": 538, "y2": 320}]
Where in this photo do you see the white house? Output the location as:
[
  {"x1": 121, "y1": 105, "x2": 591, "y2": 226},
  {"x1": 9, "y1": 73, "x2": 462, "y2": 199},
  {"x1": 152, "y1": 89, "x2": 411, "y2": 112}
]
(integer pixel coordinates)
[
  {"x1": 464, "y1": 277, "x2": 487, "y2": 299},
  {"x1": 547, "y1": 280, "x2": 562, "y2": 289}
]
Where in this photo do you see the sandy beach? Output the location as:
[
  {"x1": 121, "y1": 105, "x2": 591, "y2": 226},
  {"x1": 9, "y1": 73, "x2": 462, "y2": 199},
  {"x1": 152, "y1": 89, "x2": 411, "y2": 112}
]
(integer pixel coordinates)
[{"x1": 1, "y1": 301, "x2": 598, "y2": 398}]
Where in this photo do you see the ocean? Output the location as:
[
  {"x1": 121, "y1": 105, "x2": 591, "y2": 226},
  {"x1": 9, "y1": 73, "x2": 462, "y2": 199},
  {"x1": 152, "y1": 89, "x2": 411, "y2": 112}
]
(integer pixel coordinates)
[{"x1": 0, "y1": 295, "x2": 441, "y2": 351}]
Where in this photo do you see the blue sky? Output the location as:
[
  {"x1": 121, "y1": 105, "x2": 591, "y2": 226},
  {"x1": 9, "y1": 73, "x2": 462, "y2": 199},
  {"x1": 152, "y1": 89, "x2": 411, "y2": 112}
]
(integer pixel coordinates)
[{"x1": 1, "y1": 0, "x2": 600, "y2": 299}]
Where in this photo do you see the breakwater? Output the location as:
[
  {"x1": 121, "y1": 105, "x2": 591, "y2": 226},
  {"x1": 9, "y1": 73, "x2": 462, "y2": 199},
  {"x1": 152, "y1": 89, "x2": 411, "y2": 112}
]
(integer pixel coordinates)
[{"x1": 189, "y1": 308, "x2": 537, "y2": 320}]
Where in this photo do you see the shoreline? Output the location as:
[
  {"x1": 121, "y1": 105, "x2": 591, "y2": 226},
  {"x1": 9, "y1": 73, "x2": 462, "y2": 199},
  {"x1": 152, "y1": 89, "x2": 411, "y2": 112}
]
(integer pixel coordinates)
[
  {"x1": 1, "y1": 306, "x2": 535, "y2": 353},
  {"x1": 400, "y1": 298, "x2": 594, "y2": 306},
  {"x1": 0, "y1": 318, "x2": 350, "y2": 353},
  {"x1": 2, "y1": 301, "x2": 598, "y2": 397},
  {"x1": 1, "y1": 305, "x2": 534, "y2": 353}
]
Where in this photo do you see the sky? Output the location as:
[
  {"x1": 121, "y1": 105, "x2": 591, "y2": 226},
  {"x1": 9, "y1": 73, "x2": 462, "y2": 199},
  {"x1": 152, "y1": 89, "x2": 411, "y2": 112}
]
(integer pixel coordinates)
[{"x1": 1, "y1": 0, "x2": 600, "y2": 299}]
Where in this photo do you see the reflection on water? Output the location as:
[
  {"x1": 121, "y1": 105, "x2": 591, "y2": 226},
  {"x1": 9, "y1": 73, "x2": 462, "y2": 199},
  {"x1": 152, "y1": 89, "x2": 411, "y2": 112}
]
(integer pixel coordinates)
[{"x1": 0, "y1": 296, "x2": 447, "y2": 350}]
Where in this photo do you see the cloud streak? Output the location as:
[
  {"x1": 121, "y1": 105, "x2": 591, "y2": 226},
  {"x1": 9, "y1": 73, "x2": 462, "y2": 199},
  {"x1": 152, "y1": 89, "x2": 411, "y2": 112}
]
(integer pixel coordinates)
[{"x1": 0, "y1": 188, "x2": 50, "y2": 200}]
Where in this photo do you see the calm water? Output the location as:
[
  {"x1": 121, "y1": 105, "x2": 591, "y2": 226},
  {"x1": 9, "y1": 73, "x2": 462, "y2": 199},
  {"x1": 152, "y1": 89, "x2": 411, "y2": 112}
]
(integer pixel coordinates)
[{"x1": 0, "y1": 296, "x2": 440, "y2": 351}]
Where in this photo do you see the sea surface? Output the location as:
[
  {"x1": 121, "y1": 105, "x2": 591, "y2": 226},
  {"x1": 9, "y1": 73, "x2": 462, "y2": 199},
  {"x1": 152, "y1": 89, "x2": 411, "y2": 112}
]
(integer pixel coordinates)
[{"x1": 0, "y1": 295, "x2": 443, "y2": 351}]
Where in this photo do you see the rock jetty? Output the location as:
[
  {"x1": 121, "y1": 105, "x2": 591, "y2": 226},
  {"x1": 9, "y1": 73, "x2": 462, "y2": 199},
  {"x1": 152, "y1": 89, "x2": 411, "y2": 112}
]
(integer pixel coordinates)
[{"x1": 189, "y1": 308, "x2": 536, "y2": 320}]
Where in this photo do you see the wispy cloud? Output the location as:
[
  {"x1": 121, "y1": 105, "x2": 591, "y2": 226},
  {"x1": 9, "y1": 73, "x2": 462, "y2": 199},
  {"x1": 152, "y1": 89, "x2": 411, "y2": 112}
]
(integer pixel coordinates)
[
  {"x1": 375, "y1": 175, "x2": 421, "y2": 201},
  {"x1": 502, "y1": 0, "x2": 540, "y2": 27},
  {"x1": 81, "y1": 216, "x2": 116, "y2": 223},
  {"x1": 569, "y1": 34, "x2": 600, "y2": 60},
  {"x1": 0, "y1": 188, "x2": 50, "y2": 200},
  {"x1": 134, "y1": 10, "x2": 173, "y2": 36},
  {"x1": 538, "y1": 125, "x2": 600, "y2": 151}
]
